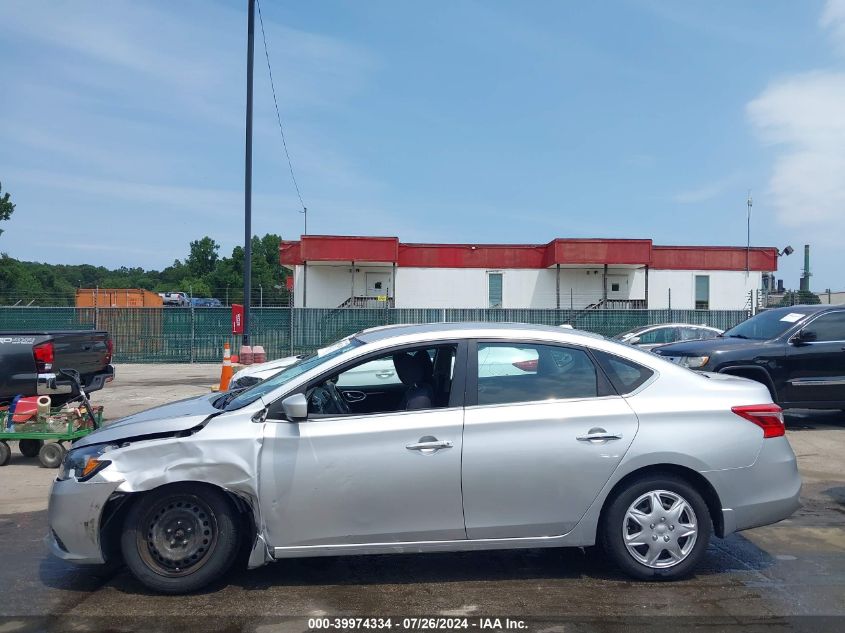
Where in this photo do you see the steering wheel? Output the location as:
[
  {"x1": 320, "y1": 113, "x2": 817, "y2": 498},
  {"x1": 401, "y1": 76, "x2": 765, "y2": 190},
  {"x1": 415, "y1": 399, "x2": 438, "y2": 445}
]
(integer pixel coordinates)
[
  {"x1": 325, "y1": 380, "x2": 351, "y2": 414},
  {"x1": 308, "y1": 381, "x2": 350, "y2": 415},
  {"x1": 308, "y1": 386, "x2": 333, "y2": 414}
]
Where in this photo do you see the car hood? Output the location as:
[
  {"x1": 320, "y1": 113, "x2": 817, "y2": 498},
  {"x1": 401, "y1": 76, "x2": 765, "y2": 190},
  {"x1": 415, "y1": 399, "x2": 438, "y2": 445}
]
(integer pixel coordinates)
[
  {"x1": 74, "y1": 393, "x2": 221, "y2": 448},
  {"x1": 231, "y1": 355, "x2": 301, "y2": 382},
  {"x1": 653, "y1": 336, "x2": 769, "y2": 356}
]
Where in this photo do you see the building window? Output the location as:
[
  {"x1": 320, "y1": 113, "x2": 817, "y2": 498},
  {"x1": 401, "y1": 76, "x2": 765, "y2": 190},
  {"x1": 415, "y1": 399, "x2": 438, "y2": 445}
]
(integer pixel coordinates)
[
  {"x1": 695, "y1": 275, "x2": 710, "y2": 310},
  {"x1": 488, "y1": 272, "x2": 503, "y2": 308}
]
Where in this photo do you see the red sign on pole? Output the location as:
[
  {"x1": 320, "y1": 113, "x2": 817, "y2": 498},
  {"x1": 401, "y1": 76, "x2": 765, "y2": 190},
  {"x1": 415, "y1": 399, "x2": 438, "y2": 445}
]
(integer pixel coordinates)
[{"x1": 232, "y1": 303, "x2": 244, "y2": 334}]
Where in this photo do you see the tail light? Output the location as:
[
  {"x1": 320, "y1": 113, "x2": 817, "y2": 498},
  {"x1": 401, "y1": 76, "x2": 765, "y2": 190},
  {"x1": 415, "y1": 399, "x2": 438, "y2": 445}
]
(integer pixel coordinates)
[
  {"x1": 105, "y1": 339, "x2": 114, "y2": 363},
  {"x1": 731, "y1": 404, "x2": 785, "y2": 438},
  {"x1": 512, "y1": 359, "x2": 538, "y2": 372},
  {"x1": 33, "y1": 341, "x2": 55, "y2": 373}
]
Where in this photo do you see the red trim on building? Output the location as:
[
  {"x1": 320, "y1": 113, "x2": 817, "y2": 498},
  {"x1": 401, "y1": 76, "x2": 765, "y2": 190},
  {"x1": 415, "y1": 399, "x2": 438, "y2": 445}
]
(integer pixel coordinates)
[
  {"x1": 545, "y1": 239, "x2": 652, "y2": 266},
  {"x1": 651, "y1": 246, "x2": 777, "y2": 272},
  {"x1": 280, "y1": 236, "x2": 778, "y2": 272},
  {"x1": 279, "y1": 240, "x2": 302, "y2": 266},
  {"x1": 399, "y1": 243, "x2": 547, "y2": 268},
  {"x1": 280, "y1": 235, "x2": 399, "y2": 264}
]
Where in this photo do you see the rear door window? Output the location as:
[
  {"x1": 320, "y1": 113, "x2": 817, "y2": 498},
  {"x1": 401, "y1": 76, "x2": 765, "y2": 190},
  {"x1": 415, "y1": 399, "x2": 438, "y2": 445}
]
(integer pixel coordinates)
[
  {"x1": 476, "y1": 343, "x2": 600, "y2": 406},
  {"x1": 638, "y1": 327, "x2": 677, "y2": 345}
]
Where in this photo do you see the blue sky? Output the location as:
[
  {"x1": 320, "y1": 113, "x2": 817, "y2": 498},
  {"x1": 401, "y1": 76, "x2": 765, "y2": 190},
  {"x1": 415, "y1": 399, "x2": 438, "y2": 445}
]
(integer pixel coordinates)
[{"x1": 1, "y1": 0, "x2": 844, "y2": 290}]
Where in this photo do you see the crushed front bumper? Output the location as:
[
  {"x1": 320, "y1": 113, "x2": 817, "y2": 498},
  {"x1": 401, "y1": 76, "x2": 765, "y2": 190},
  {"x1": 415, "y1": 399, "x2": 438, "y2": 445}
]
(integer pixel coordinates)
[{"x1": 46, "y1": 478, "x2": 122, "y2": 564}]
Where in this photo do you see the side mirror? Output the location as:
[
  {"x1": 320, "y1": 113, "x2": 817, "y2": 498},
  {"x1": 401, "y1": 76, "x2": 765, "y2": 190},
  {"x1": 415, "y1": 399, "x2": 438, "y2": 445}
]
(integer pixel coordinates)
[
  {"x1": 627, "y1": 336, "x2": 641, "y2": 345},
  {"x1": 790, "y1": 329, "x2": 817, "y2": 345},
  {"x1": 281, "y1": 393, "x2": 308, "y2": 421}
]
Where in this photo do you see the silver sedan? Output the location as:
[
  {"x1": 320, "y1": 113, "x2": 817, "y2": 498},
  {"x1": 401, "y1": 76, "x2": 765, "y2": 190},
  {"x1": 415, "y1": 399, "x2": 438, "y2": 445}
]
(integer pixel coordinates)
[{"x1": 47, "y1": 322, "x2": 800, "y2": 593}]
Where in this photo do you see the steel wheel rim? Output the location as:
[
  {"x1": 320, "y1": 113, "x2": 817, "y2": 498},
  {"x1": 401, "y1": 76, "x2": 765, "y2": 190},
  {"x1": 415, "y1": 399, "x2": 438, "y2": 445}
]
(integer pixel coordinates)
[
  {"x1": 137, "y1": 494, "x2": 219, "y2": 578},
  {"x1": 622, "y1": 489, "x2": 698, "y2": 569}
]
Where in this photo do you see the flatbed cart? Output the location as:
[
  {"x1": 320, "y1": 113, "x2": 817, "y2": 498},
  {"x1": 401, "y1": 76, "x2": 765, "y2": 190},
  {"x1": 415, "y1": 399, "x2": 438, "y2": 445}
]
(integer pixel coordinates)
[{"x1": 0, "y1": 369, "x2": 103, "y2": 468}]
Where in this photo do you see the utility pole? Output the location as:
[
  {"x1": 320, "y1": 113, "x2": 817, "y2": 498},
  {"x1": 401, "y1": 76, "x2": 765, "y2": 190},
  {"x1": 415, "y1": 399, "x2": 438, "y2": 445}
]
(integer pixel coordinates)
[
  {"x1": 746, "y1": 191, "x2": 752, "y2": 274},
  {"x1": 243, "y1": 0, "x2": 255, "y2": 345},
  {"x1": 302, "y1": 206, "x2": 308, "y2": 235}
]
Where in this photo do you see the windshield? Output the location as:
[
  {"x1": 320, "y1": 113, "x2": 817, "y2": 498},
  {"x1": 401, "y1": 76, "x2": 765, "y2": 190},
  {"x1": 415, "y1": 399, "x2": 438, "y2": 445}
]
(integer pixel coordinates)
[
  {"x1": 221, "y1": 337, "x2": 362, "y2": 410},
  {"x1": 722, "y1": 310, "x2": 810, "y2": 341}
]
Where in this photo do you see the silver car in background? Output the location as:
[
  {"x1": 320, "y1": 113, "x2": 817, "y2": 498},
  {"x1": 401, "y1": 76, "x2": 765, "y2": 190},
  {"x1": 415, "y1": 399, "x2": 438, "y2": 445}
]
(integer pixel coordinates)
[
  {"x1": 47, "y1": 322, "x2": 800, "y2": 594},
  {"x1": 614, "y1": 323, "x2": 723, "y2": 351}
]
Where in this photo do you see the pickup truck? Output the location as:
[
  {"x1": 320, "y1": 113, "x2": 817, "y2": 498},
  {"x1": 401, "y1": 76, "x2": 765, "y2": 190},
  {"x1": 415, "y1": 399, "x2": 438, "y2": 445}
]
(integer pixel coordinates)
[
  {"x1": 0, "y1": 330, "x2": 114, "y2": 405},
  {"x1": 653, "y1": 304, "x2": 845, "y2": 410}
]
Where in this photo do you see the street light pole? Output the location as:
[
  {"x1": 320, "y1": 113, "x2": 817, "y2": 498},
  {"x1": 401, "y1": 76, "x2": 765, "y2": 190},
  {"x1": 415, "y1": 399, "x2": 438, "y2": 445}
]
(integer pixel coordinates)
[
  {"x1": 243, "y1": 0, "x2": 255, "y2": 345},
  {"x1": 746, "y1": 191, "x2": 752, "y2": 274}
]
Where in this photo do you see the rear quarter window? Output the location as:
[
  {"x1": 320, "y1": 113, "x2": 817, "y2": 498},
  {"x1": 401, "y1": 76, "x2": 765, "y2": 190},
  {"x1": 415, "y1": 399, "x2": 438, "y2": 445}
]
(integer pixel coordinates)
[{"x1": 592, "y1": 350, "x2": 654, "y2": 394}]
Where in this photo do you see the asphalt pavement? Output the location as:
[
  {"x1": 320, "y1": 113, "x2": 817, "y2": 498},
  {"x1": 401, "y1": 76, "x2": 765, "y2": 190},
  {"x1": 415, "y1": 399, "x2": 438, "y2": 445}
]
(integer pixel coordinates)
[{"x1": 0, "y1": 365, "x2": 843, "y2": 633}]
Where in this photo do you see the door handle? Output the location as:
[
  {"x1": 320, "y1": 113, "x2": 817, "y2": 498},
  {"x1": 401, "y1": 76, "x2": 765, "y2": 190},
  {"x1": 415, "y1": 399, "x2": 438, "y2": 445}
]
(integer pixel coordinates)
[
  {"x1": 406, "y1": 438, "x2": 453, "y2": 454},
  {"x1": 577, "y1": 431, "x2": 623, "y2": 443},
  {"x1": 341, "y1": 390, "x2": 366, "y2": 402}
]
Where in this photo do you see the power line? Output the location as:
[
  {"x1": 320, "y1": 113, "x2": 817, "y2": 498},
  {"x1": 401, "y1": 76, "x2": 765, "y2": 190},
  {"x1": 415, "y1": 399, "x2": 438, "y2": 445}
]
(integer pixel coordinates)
[{"x1": 255, "y1": 0, "x2": 307, "y2": 217}]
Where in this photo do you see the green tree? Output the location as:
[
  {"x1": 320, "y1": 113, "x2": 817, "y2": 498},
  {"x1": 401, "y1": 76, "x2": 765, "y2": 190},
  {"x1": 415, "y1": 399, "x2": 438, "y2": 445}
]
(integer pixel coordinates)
[
  {"x1": 0, "y1": 181, "x2": 16, "y2": 236},
  {"x1": 186, "y1": 236, "x2": 220, "y2": 278}
]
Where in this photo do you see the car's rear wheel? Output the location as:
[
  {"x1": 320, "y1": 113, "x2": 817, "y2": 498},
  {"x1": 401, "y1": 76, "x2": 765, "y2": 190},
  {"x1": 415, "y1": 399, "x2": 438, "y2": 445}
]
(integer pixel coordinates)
[
  {"x1": 600, "y1": 474, "x2": 711, "y2": 580},
  {"x1": 120, "y1": 484, "x2": 241, "y2": 594}
]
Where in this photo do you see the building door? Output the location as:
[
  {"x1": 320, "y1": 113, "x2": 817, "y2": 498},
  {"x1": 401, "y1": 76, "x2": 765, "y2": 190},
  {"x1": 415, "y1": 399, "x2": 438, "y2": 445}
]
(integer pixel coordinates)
[{"x1": 366, "y1": 272, "x2": 391, "y2": 298}]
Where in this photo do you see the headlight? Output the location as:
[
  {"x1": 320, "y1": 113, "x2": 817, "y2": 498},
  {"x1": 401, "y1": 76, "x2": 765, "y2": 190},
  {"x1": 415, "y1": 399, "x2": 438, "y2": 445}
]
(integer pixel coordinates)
[
  {"x1": 58, "y1": 444, "x2": 118, "y2": 481},
  {"x1": 666, "y1": 355, "x2": 710, "y2": 369}
]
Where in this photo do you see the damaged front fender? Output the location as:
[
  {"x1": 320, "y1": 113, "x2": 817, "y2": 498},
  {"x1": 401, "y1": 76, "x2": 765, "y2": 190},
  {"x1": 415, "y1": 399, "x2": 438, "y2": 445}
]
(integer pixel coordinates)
[{"x1": 72, "y1": 410, "x2": 273, "y2": 568}]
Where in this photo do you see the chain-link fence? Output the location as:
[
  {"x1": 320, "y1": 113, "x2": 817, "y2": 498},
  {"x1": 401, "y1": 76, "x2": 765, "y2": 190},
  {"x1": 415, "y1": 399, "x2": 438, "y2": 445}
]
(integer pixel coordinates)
[{"x1": 0, "y1": 306, "x2": 749, "y2": 363}]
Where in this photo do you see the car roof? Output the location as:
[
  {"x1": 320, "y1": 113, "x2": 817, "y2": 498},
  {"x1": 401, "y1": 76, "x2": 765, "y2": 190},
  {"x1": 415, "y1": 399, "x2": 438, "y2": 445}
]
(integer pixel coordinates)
[
  {"x1": 761, "y1": 304, "x2": 830, "y2": 314},
  {"x1": 636, "y1": 323, "x2": 721, "y2": 329},
  {"x1": 355, "y1": 321, "x2": 604, "y2": 344}
]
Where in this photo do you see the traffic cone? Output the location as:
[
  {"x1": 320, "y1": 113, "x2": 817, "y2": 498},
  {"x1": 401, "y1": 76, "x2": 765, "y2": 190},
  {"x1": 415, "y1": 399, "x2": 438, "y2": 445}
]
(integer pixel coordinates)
[{"x1": 218, "y1": 342, "x2": 234, "y2": 391}]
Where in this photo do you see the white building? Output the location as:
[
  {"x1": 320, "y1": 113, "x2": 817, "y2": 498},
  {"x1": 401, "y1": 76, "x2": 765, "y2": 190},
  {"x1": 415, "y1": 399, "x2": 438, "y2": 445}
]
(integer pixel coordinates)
[{"x1": 280, "y1": 236, "x2": 777, "y2": 310}]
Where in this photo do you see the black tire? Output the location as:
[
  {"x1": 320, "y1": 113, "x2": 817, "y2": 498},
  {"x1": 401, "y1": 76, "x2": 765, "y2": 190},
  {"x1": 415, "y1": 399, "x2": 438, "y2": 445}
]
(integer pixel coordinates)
[
  {"x1": 19, "y1": 439, "x2": 43, "y2": 458},
  {"x1": 600, "y1": 474, "x2": 712, "y2": 581},
  {"x1": 38, "y1": 442, "x2": 66, "y2": 469},
  {"x1": 0, "y1": 441, "x2": 10, "y2": 466},
  {"x1": 120, "y1": 483, "x2": 241, "y2": 594}
]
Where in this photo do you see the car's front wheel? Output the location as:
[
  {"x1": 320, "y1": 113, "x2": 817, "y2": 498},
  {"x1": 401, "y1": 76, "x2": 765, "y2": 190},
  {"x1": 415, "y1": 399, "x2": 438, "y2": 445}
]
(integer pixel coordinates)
[
  {"x1": 120, "y1": 483, "x2": 241, "y2": 594},
  {"x1": 600, "y1": 474, "x2": 711, "y2": 580}
]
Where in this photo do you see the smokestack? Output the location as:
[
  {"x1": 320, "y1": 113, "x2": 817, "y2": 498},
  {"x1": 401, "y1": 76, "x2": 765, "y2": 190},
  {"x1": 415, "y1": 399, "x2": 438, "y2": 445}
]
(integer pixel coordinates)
[{"x1": 799, "y1": 245, "x2": 811, "y2": 293}]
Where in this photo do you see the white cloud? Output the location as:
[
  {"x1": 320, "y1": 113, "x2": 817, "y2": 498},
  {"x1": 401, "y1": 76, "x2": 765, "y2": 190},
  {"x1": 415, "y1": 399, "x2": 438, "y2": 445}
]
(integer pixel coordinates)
[
  {"x1": 747, "y1": 1, "x2": 845, "y2": 251},
  {"x1": 821, "y1": 0, "x2": 845, "y2": 53},
  {"x1": 747, "y1": 71, "x2": 845, "y2": 229}
]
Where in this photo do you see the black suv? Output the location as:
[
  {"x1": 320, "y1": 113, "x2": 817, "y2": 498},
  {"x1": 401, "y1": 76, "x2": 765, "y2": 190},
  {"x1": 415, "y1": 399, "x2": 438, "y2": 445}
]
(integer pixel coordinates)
[{"x1": 653, "y1": 305, "x2": 845, "y2": 409}]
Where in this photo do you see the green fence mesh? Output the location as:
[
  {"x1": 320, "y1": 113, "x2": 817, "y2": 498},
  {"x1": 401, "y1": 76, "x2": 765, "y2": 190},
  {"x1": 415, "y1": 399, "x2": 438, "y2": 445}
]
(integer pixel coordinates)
[{"x1": 0, "y1": 307, "x2": 749, "y2": 363}]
